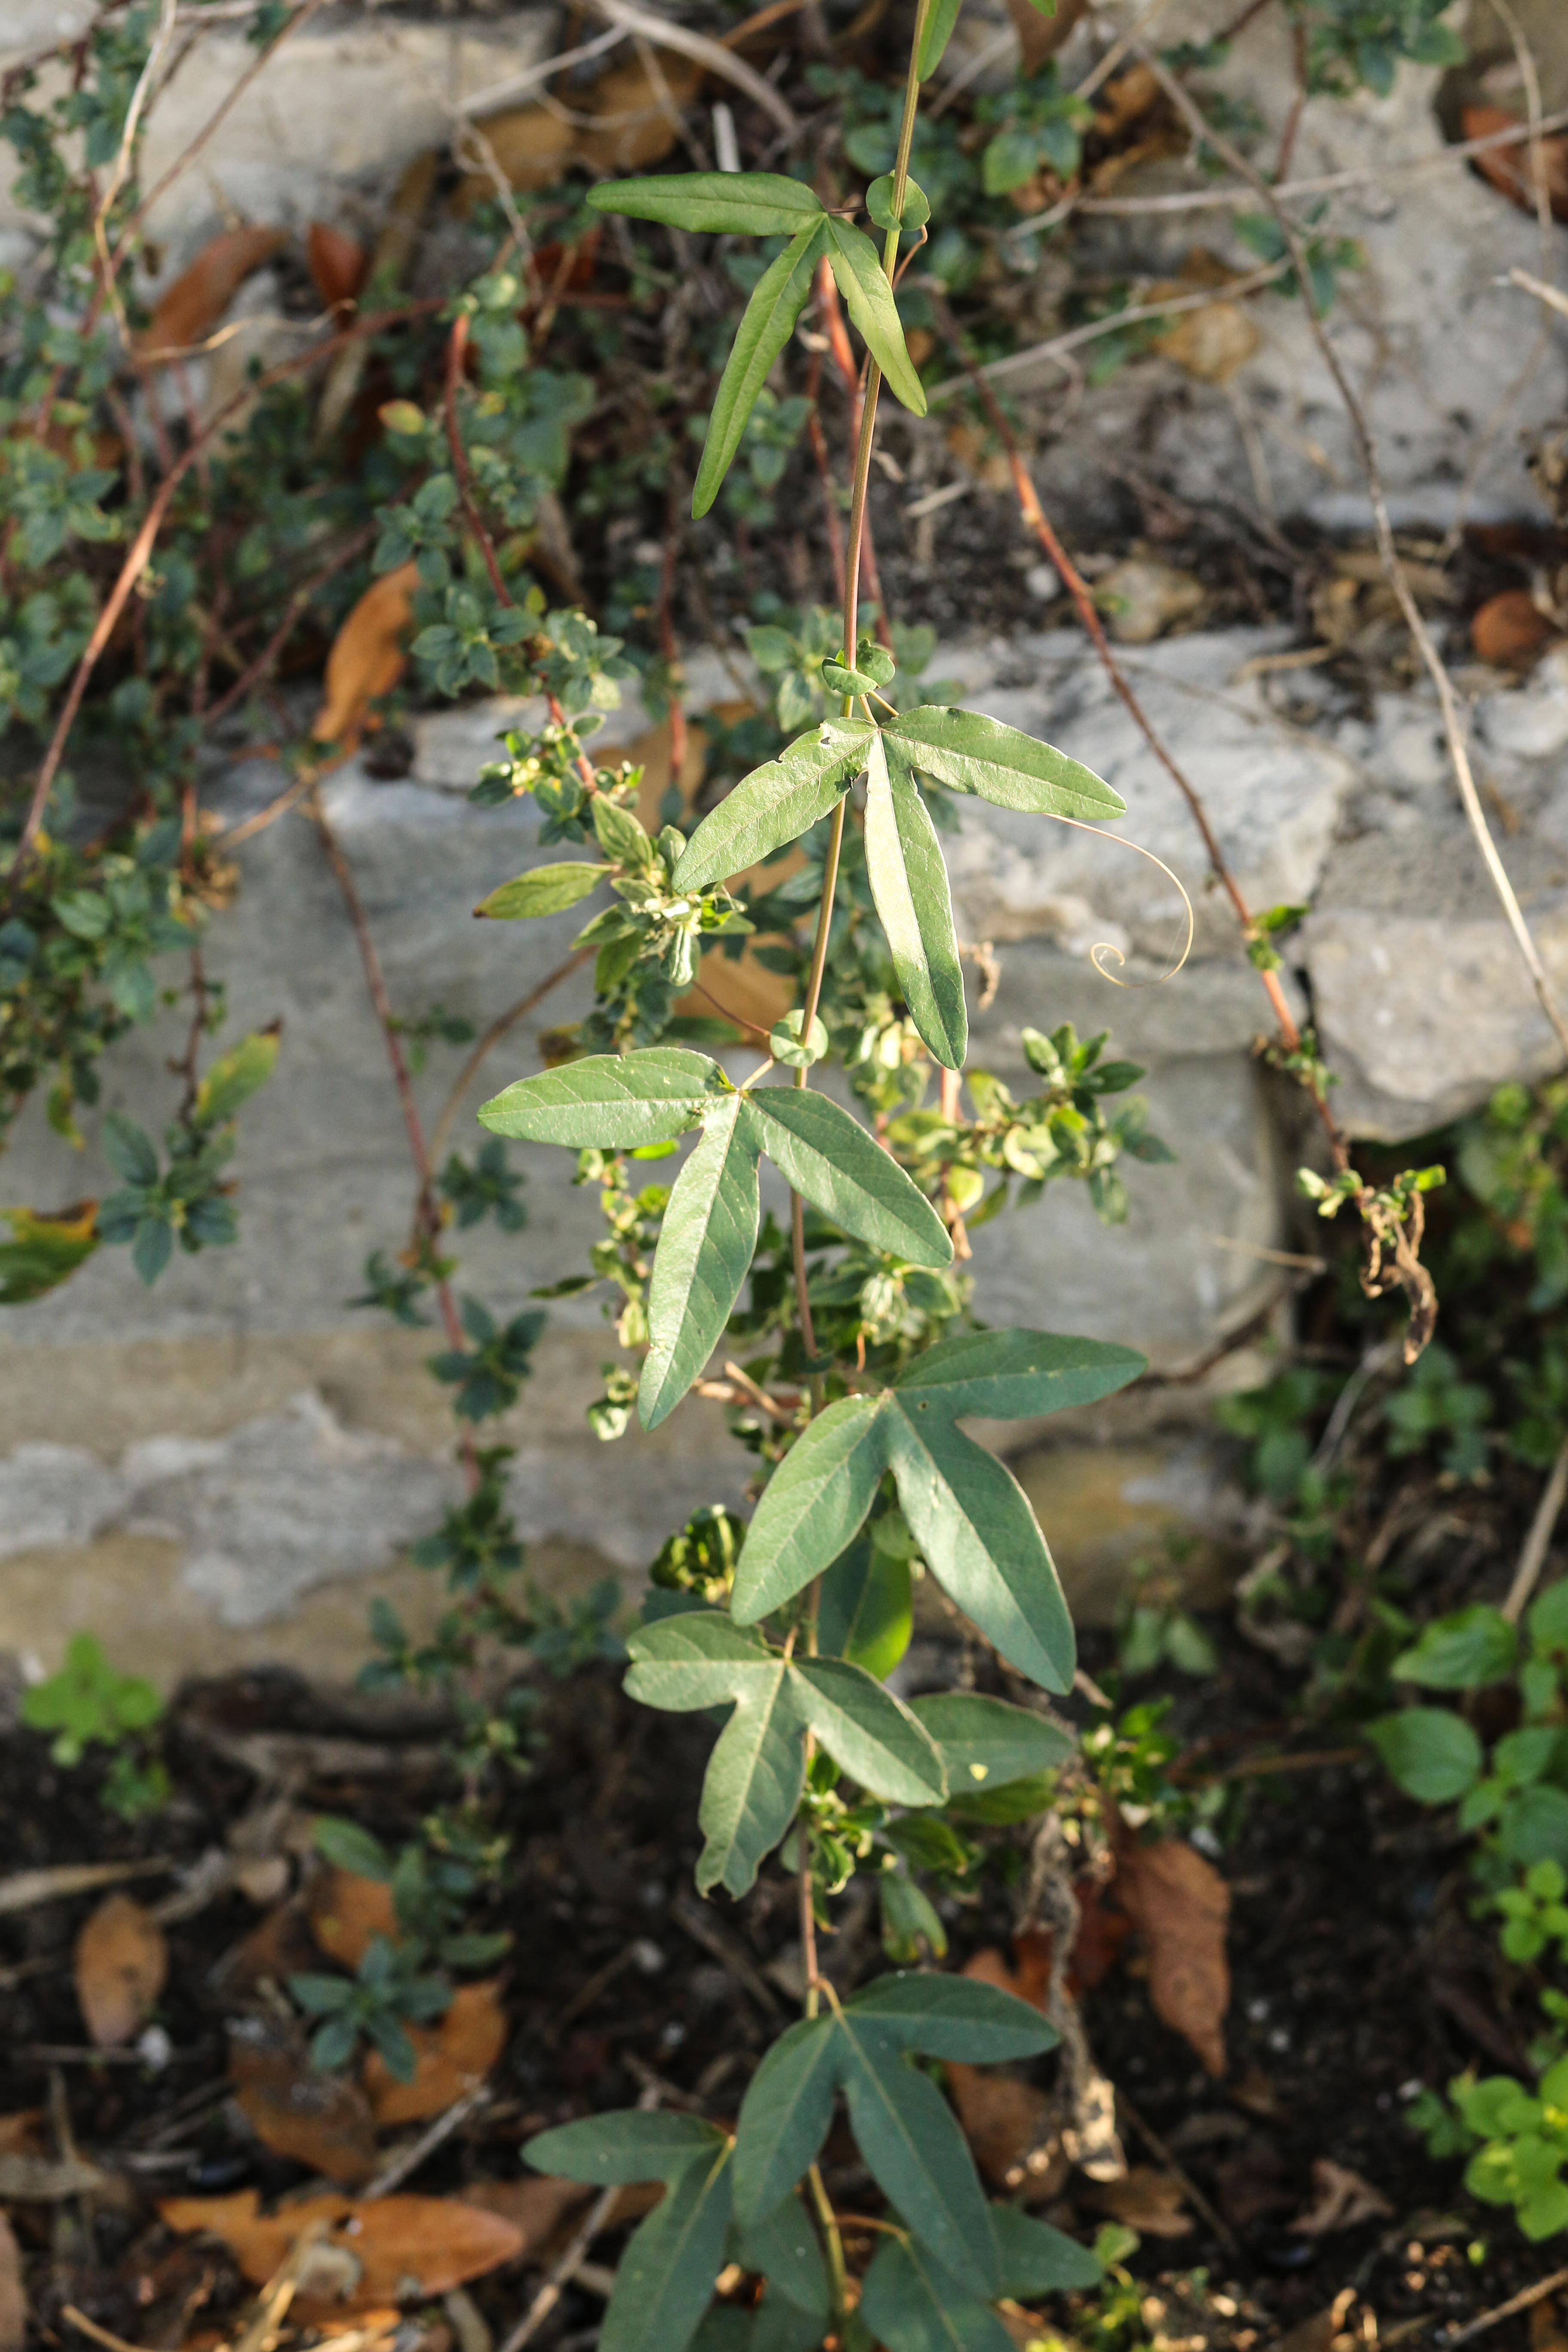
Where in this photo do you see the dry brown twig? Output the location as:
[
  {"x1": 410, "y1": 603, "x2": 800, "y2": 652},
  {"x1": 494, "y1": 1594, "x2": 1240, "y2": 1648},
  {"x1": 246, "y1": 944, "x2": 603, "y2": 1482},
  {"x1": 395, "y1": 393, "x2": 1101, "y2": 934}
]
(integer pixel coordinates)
[
  {"x1": 497, "y1": 2088, "x2": 662, "y2": 2352},
  {"x1": 1136, "y1": 41, "x2": 1568, "y2": 1071},
  {"x1": 1503, "y1": 1429, "x2": 1568, "y2": 1624}
]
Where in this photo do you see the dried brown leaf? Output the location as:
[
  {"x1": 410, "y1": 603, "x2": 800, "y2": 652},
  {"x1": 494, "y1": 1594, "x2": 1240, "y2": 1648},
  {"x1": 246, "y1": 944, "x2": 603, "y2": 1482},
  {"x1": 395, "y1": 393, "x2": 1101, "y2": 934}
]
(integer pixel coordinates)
[
  {"x1": 228, "y1": 2017, "x2": 378, "y2": 2184},
  {"x1": 140, "y1": 226, "x2": 289, "y2": 361},
  {"x1": 1085, "y1": 2166, "x2": 1194, "y2": 2239},
  {"x1": 308, "y1": 1868, "x2": 400, "y2": 1969},
  {"x1": 946, "y1": 2065, "x2": 1066, "y2": 2200},
  {"x1": 0, "y1": 2213, "x2": 23, "y2": 2352},
  {"x1": 363, "y1": 1980, "x2": 508, "y2": 2126},
  {"x1": 158, "y1": 2191, "x2": 525, "y2": 2310},
  {"x1": 1289, "y1": 2157, "x2": 1393, "y2": 2238},
  {"x1": 75, "y1": 1892, "x2": 168, "y2": 2048},
  {"x1": 308, "y1": 223, "x2": 371, "y2": 310},
  {"x1": 456, "y1": 52, "x2": 704, "y2": 211},
  {"x1": 1113, "y1": 1834, "x2": 1230, "y2": 2077},
  {"x1": 1472, "y1": 588, "x2": 1559, "y2": 669},
  {"x1": 1463, "y1": 105, "x2": 1568, "y2": 224},
  {"x1": 311, "y1": 565, "x2": 417, "y2": 750},
  {"x1": 459, "y1": 2175, "x2": 592, "y2": 2258},
  {"x1": 1157, "y1": 300, "x2": 1259, "y2": 386}
]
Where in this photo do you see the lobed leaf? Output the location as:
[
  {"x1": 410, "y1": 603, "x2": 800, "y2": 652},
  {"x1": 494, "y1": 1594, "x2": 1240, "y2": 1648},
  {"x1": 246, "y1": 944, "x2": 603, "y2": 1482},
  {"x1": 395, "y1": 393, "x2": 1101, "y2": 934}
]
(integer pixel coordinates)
[
  {"x1": 599, "y1": 2145, "x2": 734, "y2": 2352},
  {"x1": 524, "y1": 2109, "x2": 728, "y2": 2186},
  {"x1": 883, "y1": 706, "x2": 1124, "y2": 820},
  {"x1": 859, "y1": 2234, "x2": 1015, "y2": 2352},
  {"x1": 791, "y1": 1656, "x2": 946, "y2": 1804},
  {"x1": 844, "y1": 1971, "x2": 1057, "y2": 2062},
  {"x1": 588, "y1": 172, "x2": 825, "y2": 237},
  {"x1": 894, "y1": 1327, "x2": 1145, "y2": 1421},
  {"x1": 732, "y1": 2017, "x2": 841, "y2": 2226},
  {"x1": 864, "y1": 731, "x2": 967, "y2": 1069},
  {"x1": 672, "y1": 720, "x2": 872, "y2": 892},
  {"x1": 733, "y1": 2191, "x2": 830, "y2": 2318},
  {"x1": 990, "y1": 2204, "x2": 1103, "y2": 2294},
  {"x1": 731, "y1": 1396, "x2": 894, "y2": 1623},
  {"x1": 818, "y1": 1538, "x2": 912, "y2": 1681},
  {"x1": 909, "y1": 1690, "x2": 1073, "y2": 1790},
  {"x1": 838, "y1": 2018, "x2": 999, "y2": 2298},
  {"x1": 479, "y1": 1048, "x2": 722, "y2": 1149},
  {"x1": 695, "y1": 222, "x2": 830, "y2": 517},
  {"x1": 639, "y1": 1096, "x2": 763, "y2": 1430},
  {"x1": 746, "y1": 1086, "x2": 952, "y2": 1266},
  {"x1": 884, "y1": 1406, "x2": 1075, "y2": 1692}
]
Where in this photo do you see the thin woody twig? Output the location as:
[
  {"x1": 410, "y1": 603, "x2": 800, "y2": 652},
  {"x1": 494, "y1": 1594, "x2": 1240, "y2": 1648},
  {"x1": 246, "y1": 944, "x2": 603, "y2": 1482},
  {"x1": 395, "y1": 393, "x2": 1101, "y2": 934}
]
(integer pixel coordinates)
[
  {"x1": 1008, "y1": 102, "x2": 1568, "y2": 230},
  {"x1": 1440, "y1": 2267, "x2": 1568, "y2": 2349},
  {"x1": 362, "y1": 2084, "x2": 490, "y2": 2199},
  {"x1": 1139, "y1": 42, "x2": 1568, "y2": 1072},
  {"x1": 427, "y1": 948, "x2": 596, "y2": 1171},
  {"x1": 9, "y1": 300, "x2": 440, "y2": 882},
  {"x1": 1503, "y1": 1431, "x2": 1568, "y2": 1624}
]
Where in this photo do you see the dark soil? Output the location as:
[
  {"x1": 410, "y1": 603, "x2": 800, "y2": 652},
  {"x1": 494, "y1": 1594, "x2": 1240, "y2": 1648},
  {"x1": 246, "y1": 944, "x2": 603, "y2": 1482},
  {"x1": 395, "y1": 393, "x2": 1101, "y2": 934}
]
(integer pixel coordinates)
[{"x1": 0, "y1": 1618, "x2": 1553, "y2": 2352}]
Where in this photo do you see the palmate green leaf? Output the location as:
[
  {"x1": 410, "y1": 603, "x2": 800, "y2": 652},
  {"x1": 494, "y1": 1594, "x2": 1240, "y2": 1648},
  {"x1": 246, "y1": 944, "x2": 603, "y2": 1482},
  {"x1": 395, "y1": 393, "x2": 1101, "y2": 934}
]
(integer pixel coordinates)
[
  {"x1": 893, "y1": 1327, "x2": 1145, "y2": 1419},
  {"x1": 746, "y1": 1086, "x2": 952, "y2": 1265},
  {"x1": 864, "y1": 731, "x2": 967, "y2": 1069},
  {"x1": 909, "y1": 1690, "x2": 1074, "y2": 1792},
  {"x1": 823, "y1": 217, "x2": 927, "y2": 416},
  {"x1": 791, "y1": 1656, "x2": 946, "y2": 1804},
  {"x1": 695, "y1": 221, "x2": 830, "y2": 517},
  {"x1": 640, "y1": 1094, "x2": 762, "y2": 1431},
  {"x1": 600, "y1": 2144, "x2": 734, "y2": 2352},
  {"x1": 839, "y1": 2021, "x2": 998, "y2": 2297},
  {"x1": 478, "y1": 1047, "x2": 723, "y2": 1149},
  {"x1": 844, "y1": 1971, "x2": 1056, "y2": 2063},
  {"x1": 990, "y1": 2204, "x2": 1103, "y2": 2294},
  {"x1": 524, "y1": 2109, "x2": 728, "y2": 2185},
  {"x1": 731, "y1": 1395, "x2": 894, "y2": 1623},
  {"x1": 859, "y1": 2235, "x2": 1015, "y2": 2352},
  {"x1": 625, "y1": 1612, "x2": 805, "y2": 1897},
  {"x1": 474, "y1": 862, "x2": 606, "y2": 919},
  {"x1": 883, "y1": 707, "x2": 1124, "y2": 820},
  {"x1": 626, "y1": 1617, "x2": 945, "y2": 1888},
  {"x1": 672, "y1": 719, "x2": 872, "y2": 891},
  {"x1": 588, "y1": 171, "x2": 825, "y2": 237},
  {"x1": 733, "y1": 1329, "x2": 1139, "y2": 1689},
  {"x1": 818, "y1": 1537, "x2": 912, "y2": 1680}
]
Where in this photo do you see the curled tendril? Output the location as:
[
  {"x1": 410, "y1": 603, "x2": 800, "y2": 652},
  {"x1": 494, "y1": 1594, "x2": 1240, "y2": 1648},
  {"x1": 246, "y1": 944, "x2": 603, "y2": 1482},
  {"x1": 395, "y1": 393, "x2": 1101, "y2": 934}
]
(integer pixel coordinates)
[{"x1": 1040, "y1": 812, "x2": 1195, "y2": 989}]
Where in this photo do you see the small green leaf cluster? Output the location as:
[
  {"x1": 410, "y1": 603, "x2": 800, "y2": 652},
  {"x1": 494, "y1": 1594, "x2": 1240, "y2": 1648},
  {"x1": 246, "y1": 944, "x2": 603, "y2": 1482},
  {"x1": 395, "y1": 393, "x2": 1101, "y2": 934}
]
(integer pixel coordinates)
[
  {"x1": 1410, "y1": 2055, "x2": 1568, "y2": 2243},
  {"x1": 523, "y1": 1978, "x2": 1100, "y2": 2352},
  {"x1": 1284, "y1": 0, "x2": 1465, "y2": 97},
  {"x1": 21, "y1": 1632, "x2": 168, "y2": 1819},
  {"x1": 1381, "y1": 1339, "x2": 1490, "y2": 1479},
  {"x1": 892, "y1": 1024, "x2": 1172, "y2": 1232},
  {"x1": 291, "y1": 1816, "x2": 512, "y2": 2080},
  {"x1": 95, "y1": 1026, "x2": 279, "y2": 1284},
  {"x1": 975, "y1": 63, "x2": 1095, "y2": 198},
  {"x1": 1369, "y1": 1586, "x2": 1568, "y2": 1870},
  {"x1": 1118, "y1": 1550, "x2": 1219, "y2": 1681},
  {"x1": 428, "y1": 1296, "x2": 546, "y2": 1421}
]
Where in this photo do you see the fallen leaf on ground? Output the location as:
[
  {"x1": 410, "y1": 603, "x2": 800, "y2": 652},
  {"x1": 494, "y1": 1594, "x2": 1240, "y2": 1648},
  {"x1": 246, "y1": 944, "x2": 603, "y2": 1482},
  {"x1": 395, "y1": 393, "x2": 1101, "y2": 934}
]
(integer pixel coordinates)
[
  {"x1": 212, "y1": 1896, "x2": 322, "y2": 2000},
  {"x1": 1289, "y1": 2158, "x2": 1393, "y2": 2237},
  {"x1": 1157, "y1": 300, "x2": 1259, "y2": 385},
  {"x1": 76, "y1": 1891, "x2": 168, "y2": 2047},
  {"x1": 456, "y1": 52, "x2": 705, "y2": 211},
  {"x1": 1084, "y1": 2167, "x2": 1194, "y2": 2239},
  {"x1": 460, "y1": 2174, "x2": 592, "y2": 2257},
  {"x1": 363, "y1": 1979, "x2": 508, "y2": 2125},
  {"x1": 0, "y1": 2213, "x2": 22, "y2": 2352},
  {"x1": 1215, "y1": 2142, "x2": 1291, "y2": 2230},
  {"x1": 1229, "y1": 2063, "x2": 1280, "y2": 2119},
  {"x1": 946, "y1": 2065, "x2": 1068, "y2": 2199},
  {"x1": 308, "y1": 222, "x2": 370, "y2": 310},
  {"x1": 1274, "y1": 2313, "x2": 1337, "y2": 2352},
  {"x1": 0, "y1": 2115, "x2": 43, "y2": 2156},
  {"x1": 139, "y1": 226, "x2": 288, "y2": 361},
  {"x1": 312, "y1": 566, "x2": 417, "y2": 750},
  {"x1": 159, "y1": 2192, "x2": 524, "y2": 2309},
  {"x1": 1472, "y1": 588, "x2": 1559, "y2": 668},
  {"x1": 1531, "y1": 2295, "x2": 1568, "y2": 2352},
  {"x1": 228, "y1": 2017, "x2": 378, "y2": 2184},
  {"x1": 1113, "y1": 1832, "x2": 1230, "y2": 2076},
  {"x1": 1463, "y1": 105, "x2": 1568, "y2": 224},
  {"x1": 1008, "y1": 0, "x2": 1084, "y2": 72},
  {"x1": 309, "y1": 1867, "x2": 399, "y2": 1968}
]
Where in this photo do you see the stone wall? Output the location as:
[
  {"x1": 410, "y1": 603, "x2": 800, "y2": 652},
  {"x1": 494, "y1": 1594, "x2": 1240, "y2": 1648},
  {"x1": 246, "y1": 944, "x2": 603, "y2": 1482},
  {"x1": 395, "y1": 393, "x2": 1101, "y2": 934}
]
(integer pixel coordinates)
[{"x1": 2, "y1": 0, "x2": 1567, "y2": 1680}]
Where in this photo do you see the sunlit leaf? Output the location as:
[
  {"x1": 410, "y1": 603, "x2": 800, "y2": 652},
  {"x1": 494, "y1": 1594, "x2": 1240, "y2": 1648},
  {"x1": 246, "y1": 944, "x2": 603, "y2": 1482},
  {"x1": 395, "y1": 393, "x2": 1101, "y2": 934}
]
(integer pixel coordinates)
[
  {"x1": 864, "y1": 731, "x2": 967, "y2": 1069},
  {"x1": 695, "y1": 222, "x2": 830, "y2": 517},
  {"x1": 588, "y1": 172, "x2": 825, "y2": 237},
  {"x1": 639, "y1": 1096, "x2": 762, "y2": 1430},
  {"x1": 672, "y1": 720, "x2": 872, "y2": 892},
  {"x1": 822, "y1": 218, "x2": 927, "y2": 416}
]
